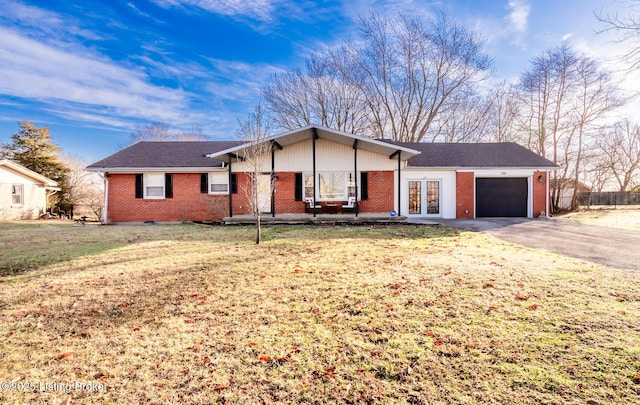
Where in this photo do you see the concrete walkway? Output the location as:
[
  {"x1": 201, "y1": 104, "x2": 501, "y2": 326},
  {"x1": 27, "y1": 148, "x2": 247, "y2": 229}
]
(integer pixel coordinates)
[{"x1": 419, "y1": 218, "x2": 640, "y2": 272}]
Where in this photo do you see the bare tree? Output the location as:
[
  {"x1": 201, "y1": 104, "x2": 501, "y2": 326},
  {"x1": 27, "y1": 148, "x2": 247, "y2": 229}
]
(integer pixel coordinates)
[
  {"x1": 597, "y1": 0, "x2": 640, "y2": 71},
  {"x1": 237, "y1": 103, "x2": 274, "y2": 244},
  {"x1": 119, "y1": 121, "x2": 210, "y2": 148},
  {"x1": 264, "y1": 11, "x2": 492, "y2": 142},
  {"x1": 177, "y1": 126, "x2": 210, "y2": 141},
  {"x1": 593, "y1": 120, "x2": 640, "y2": 191},
  {"x1": 568, "y1": 57, "x2": 627, "y2": 208},
  {"x1": 62, "y1": 154, "x2": 104, "y2": 220},
  {"x1": 329, "y1": 11, "x2": 492, "y2": 142},
  {"x1": 429, "y1": 91, "x2": 492, "y2": 143},
  {"x1": 486, "y1": 83, "x2": 521, "y2": 143},
  {"x1": 517, "y1": 43, "x2": 625, "y2": 211},
  {"x1": 264, "y1": 56, "x2": 370, "y2": 134}
]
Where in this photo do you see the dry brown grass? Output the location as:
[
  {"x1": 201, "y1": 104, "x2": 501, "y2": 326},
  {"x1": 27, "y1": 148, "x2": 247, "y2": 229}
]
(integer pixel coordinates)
[
  {"x1": 559, "y1": 207, "x2": 640, "y2": 231},
  {"x1": 0, "y1": 222, "x2": 639, "y2": 404}
]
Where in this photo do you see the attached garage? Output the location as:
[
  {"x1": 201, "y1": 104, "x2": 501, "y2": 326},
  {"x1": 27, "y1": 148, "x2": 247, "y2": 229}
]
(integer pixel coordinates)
[{"x1": 476, "y1": 177, "x2": 528, "y2": 217}]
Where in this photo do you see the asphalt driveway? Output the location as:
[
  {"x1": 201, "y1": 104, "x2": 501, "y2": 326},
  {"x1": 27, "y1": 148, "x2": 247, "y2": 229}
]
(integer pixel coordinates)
[{"x1": 427, "y1": 218, "x2": 640, "y2": 272}]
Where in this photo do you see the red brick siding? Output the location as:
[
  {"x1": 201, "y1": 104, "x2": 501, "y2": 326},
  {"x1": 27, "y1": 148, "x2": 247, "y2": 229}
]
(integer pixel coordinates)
[
  {"x1": 234, "y1": 171, "x2": 395, "y2": 215},
  {"x1": 107, "y1": 170, "x2": 397, "y2": 222},
  {"x1": 275, "y1": 172, "x2": 306, "y2": 214},
  {"x1": 359, "y1": 171, "x2": 395, "y2": 213},
  {"x1": 230, "y1": 172, "x2": 306, "y2": 215},
  {"x1": 456, "y1": 172, "x2": 475, "y2": 219},
  {"x1": 107, "y1": 173, "x2": 228, "y2": 222},
  {"x1": 532, "y1": 171, "x2": 547, "y2": 217}
]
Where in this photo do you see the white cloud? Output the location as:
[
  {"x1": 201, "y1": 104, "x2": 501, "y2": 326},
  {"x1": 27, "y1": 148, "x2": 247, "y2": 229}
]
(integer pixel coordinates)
[
  {"x1": 200, "y1": 57, "x2": 284, "y2": 102},
  {"x1": 507, "y1": 0, "x2": 530, "y2": 32},
  {"x1": 0, "y1": 26, "x2": 194, "y2": 126},
  {"x1": 152, "y1": 0, "x2": 276, "y2": 21},
  {"x1": 0, "y1": 0, "x2": 102, "y2": 41}
]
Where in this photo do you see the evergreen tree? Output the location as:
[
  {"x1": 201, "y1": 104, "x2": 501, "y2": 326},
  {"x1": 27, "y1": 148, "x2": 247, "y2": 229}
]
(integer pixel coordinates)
[{"x1": 3, "y1": 120, "x2": 70, "y2": 203}]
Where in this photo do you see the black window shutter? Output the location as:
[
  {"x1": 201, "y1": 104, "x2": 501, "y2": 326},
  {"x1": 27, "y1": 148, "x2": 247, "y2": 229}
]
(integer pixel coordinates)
[
  {"x1": 294, "y1": 173, "x2": 302, "y2": 201},
  {"x1": 231, "y1": 173, "x2": 238, "y2": 194},
  {"x1": 135, "y1": 174, "x2": 143, "y2": 199},
  {"x1": 200, "y1": 173, "x2": 208, "y2": 194},
  {"x1": 165, "y1": 174, "x2": 173, "y2": 198},
  {"x1": 360, "y1": 172, "x2": 368, "y2": 200}
]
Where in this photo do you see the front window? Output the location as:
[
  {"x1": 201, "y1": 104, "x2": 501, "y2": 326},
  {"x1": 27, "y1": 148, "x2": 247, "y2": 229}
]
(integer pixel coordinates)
[
  {"x1": 304, "y1": 172, "x2": 354, "y2": 201},
  {"x1": 11, "y1": 184, "x2": 23, "y2": 205},
  {"x1": 319, "y1": 172, "x2": 346, "y2": 200},
  {"x1": 144, "y1": 173, "x2": 165, "y2": 198}
]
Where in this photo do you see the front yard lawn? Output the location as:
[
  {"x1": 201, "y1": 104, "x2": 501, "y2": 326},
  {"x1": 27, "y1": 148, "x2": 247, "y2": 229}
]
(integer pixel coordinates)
[
  {"x1": 0, "y1": 223, "x2": 638, "y2": 404},
  {"x1": 558, "y1": 207, "x2": 640, "y2": 231}
]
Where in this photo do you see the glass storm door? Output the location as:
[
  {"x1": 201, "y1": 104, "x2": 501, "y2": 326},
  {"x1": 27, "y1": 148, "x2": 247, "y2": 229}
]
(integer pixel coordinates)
[
  {"x1": 407, "y1": 180, "x2": 441, "y2": 216},
  {"x1": 408, "y1": 181, "x2": 422, "y2": 214},
  {"x1": 426, "y1": 181, "x2": 440, "y2": 215}
]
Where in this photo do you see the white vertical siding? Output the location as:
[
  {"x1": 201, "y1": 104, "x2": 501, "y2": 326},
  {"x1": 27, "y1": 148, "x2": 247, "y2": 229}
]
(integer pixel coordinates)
[
  {"x1": 233, "y1": 138, "x2": 400, "y2": 173},
  {"x1": 400, "y1": 170, "x2": 457, "y2": 219}
]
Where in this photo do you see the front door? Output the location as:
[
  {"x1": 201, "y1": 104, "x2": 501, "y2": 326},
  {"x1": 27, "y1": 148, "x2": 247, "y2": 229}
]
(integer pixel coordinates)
[
  {"x1": 407, "y1": 180, "x2": 440, "y2": 216},
  {"x1": 258, "y1": 175, "x2": 272, "y2": 213}
]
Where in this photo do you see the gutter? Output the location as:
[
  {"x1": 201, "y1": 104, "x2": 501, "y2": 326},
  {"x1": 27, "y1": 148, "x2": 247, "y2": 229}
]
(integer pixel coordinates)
[
  {"x1": 98, "y1": 171, "x2": 108, "y2": 224},
  {"x1": 86, "y1": 166, "x2": 226, "y2": 173}
]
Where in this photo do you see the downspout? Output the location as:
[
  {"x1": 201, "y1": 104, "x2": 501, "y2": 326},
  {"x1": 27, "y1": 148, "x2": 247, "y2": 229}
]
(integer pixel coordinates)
[
  {"x1": 353, "y1": 140, "x2": 358, "y2": 217},
  {"x1": 312, "y1": 127, "x2": 318, "y2": 217},
  {"x1": 546, "y1": 170, "x2": 550, "y2": 217},
  {"x1": 397, "y1": 152, "x2": 402, "y2": 216},
  {"x1": 228, "y1": 157, "x2": 233, "y2": 218},
  {"x1": 271, "y1": 141, "x2": 275, "y2": 218},
  {"x1": 98, "y1": 171, "x2": 108, "y2": 224}
]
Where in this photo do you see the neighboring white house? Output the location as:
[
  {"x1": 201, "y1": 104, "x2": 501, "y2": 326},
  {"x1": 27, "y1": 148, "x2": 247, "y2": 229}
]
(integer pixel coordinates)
[{"x1": 0, "y1": 160, "x2": 60, "y2": 220}]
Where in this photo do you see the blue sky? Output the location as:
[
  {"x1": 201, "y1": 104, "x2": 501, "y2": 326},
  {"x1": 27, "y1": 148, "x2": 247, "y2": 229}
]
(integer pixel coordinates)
[{"x1": 0, "y1": 0, "x2": 638, "y2": 162}]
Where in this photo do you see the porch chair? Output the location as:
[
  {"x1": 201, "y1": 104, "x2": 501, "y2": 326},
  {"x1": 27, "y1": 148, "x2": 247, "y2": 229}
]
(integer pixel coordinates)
[
  {"x1": 342, "y1": 196, "x2": 357, "y2": 213},
  {"x1": 305, "y1": 197, "x2": 321, "y2": 213}
]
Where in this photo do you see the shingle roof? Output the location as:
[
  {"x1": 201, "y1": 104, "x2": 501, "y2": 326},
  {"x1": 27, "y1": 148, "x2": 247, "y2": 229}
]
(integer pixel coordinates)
[
  {"x1": 399, "y1": 142, "x2": 557, "y2": 168},
  {"x1": 87, "y1": 139, "x2": 557, "y2": 170},
  {"x1": 86, "y1": 141, "x2": 243, "y2": 170}
]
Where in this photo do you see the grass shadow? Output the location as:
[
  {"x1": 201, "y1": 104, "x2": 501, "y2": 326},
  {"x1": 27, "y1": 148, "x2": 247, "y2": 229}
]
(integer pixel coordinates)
[{"x1": 0, "y1": 223, "x2": 460, "y2": 277}]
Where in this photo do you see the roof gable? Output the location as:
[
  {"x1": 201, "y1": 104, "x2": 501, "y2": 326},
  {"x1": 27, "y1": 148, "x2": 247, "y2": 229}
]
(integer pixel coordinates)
[
  {"x1": 0, "y1": 159, "x2": 58, "y2": 186},
  {"x1": 207, "y1": 125, "x2": 421, "y2": 161}
]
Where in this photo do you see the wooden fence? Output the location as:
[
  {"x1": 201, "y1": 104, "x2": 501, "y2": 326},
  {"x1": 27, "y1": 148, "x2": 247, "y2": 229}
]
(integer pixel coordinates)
[{"x1": 578, "y1": 192, "x2": 640, "y2": 206}]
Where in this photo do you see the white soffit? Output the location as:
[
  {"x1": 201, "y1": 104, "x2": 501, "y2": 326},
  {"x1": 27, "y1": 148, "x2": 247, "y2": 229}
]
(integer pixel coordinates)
[{"x1": 207, "y1": 125, "x2": 421, "y2": 161}]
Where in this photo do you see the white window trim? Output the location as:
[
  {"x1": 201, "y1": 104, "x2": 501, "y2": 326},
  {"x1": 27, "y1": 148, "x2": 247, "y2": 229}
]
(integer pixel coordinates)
[
  {"x1": 406, "y1": 178, "x2": 442, "y2": 217},
  {"x1": 11, "y1": 184, "x2": 23, "y2": 206},
  {"x1": 208, "y1": 172, "x2": 229, "y2": 194},
  {"x1": 144, "y1": 173, "x2": 165, "y2": 199},
  {"x1": 303, "y1": 172, "x2": 357, "y2": 201}
]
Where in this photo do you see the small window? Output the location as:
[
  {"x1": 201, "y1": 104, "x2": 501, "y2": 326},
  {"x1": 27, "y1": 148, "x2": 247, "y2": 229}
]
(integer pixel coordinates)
[
  {"x1": 144, "y1": 173, "x2": 165, "y2": 199},
  {"x1": 11, "y1": 184, "x2": 23, "y2": 205},
  {"x1": 209, "y1": 172, "x2": 229, "y2": 194},
  {"x1": 303, "y1": 173, "x2": 314, "y2": 199}
]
